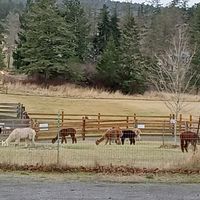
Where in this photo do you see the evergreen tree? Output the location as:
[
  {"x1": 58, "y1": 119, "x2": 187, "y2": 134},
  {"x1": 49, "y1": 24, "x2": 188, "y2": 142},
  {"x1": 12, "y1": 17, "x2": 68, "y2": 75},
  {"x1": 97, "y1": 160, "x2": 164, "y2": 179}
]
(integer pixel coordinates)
[
  {"x1": 13, "y1": 0, "x2": 33, "y2": 69},
  {"x1": 61, "y1": 0, "x2": 90, "y2": 62},
  {"x1": 110, "y1": 8, "x2": 121, "y2": 47},
  {"x1": 93, "y1": 4, "x2": 111, "y2": 58},
  {"x1": 118, "y1": 15, "x2": 146, "y2": 94},
  {"x1": 190, "y1": 4, "x2": 200, "y2": 94},
  {"x1": 0, "y1": 47, "x2": 5, "y2": 68},
  {"x1": 96, "y1": 36, "x2": 120, "y2": 90},
  {"x1": 14, "y1": 0, "x2": 76, "y2": 81}
]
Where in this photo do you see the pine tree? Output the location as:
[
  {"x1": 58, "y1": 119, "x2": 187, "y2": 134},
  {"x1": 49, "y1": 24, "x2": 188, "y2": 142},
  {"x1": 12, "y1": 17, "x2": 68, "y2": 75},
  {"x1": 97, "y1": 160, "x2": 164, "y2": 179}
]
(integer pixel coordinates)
[
  {"x1": 61, "y1": 0, "x2": 90, "y2": 62},
  {"x1": 190, "y1": 4, "x2": 200, "y2": 94},
  {"x1": 14, "y1": 0, "x2": 76, "y2": 81},
  {"x1": 0, "y1": 47, "x2": 5, "y2": 68},
  {"x1": 97, "y1": 36, "x2": 120, "y2": 90},
  {"x1": 13, "y1": 0, "x2": 33, "y2": 69},
  {"x1": 93, "y1": 4, "x2": 111, "y2": 58},
  {"x1": 110, "y1": 8, "x2": 121, "y2": 47},
  {"x1": 118, "y1": 15, "x2": 146, "y2": 94}
]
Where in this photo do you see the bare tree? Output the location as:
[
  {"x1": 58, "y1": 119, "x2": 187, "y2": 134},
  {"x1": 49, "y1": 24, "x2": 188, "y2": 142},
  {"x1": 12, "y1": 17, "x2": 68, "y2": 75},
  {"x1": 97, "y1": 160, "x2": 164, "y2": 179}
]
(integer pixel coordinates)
[{"x1": 149, "y1": 24, "x2": 197, "y2": 144}]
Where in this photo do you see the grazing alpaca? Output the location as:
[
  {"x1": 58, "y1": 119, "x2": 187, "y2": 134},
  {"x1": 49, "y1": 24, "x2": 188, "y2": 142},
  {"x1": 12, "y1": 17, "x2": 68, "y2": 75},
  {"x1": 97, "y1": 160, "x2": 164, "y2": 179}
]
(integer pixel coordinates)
[
  {"x1": 1, "y1": 127, "x2": 36, "y2": 147},
  {"x1": 121, "y1": 128, "x2": 142, "y2": 145},
  {"x1": 96, "y1": 127, "x2": 123, "y2": 145},
  {"x1": 180, "y1": 131, "x2": 199, "y2": 153},
  {"x1": 52, "y1": 128, "x2": 77, "y2": 144}
]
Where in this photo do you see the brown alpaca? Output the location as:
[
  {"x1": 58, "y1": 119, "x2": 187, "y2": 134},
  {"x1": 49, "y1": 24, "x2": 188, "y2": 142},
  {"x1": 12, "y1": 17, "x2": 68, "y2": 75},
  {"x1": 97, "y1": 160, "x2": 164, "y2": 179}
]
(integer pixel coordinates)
[
  {"x1": 180, "y1": 131, "x2": 199, "y2": 153},
  {"x1": 52, "y1": 128, "x2": 77, "y2": 144},
  {"x1": 96, "y1": 127, "x2": 122, "y2": 145}
]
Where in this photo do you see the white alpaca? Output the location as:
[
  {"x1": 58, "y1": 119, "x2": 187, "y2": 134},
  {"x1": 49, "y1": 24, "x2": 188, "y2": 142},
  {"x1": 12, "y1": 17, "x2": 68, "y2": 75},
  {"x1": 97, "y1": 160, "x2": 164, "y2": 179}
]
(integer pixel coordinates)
[{"x1": 1, "y1": 128, "x2": 36, "y2": 147}]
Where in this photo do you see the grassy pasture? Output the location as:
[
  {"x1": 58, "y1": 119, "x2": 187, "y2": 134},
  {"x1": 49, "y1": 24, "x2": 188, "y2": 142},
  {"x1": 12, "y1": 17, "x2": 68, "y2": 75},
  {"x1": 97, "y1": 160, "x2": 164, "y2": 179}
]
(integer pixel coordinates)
[
  {"x1": 0, "y1": 91, "x2": 199, "y2": 171},
  {"x1": 0, "y1": 140, "x2": 191, "y2": 169}
]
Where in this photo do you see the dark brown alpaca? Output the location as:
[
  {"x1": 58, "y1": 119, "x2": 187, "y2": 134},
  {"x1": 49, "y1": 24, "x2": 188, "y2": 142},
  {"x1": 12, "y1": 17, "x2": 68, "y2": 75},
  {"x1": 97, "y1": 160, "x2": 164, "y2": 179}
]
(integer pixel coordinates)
[
  {"x1": 52, "y1": 128, "x2": 77, "y2": 144},
  {"x1": 180, "y1": 131, "x2": 199, "y2": 153}
]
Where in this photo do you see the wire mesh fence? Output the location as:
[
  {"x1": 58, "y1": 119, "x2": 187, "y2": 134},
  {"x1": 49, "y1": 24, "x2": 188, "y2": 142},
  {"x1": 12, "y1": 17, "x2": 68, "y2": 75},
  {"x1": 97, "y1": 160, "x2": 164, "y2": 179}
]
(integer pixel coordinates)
[
  {"x1": 0, "y1": 115, "x2": 199, "y2": 171},
  {"x1": 0, "y1": 134, "x2": 195, "y2": 170}
]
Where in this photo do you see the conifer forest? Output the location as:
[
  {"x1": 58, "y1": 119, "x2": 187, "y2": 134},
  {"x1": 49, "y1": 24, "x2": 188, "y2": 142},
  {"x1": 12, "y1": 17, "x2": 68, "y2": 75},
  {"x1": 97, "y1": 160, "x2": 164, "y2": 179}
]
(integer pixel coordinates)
[{"x1": 1, "y1": 0, "x2": 200, "y2": 95}]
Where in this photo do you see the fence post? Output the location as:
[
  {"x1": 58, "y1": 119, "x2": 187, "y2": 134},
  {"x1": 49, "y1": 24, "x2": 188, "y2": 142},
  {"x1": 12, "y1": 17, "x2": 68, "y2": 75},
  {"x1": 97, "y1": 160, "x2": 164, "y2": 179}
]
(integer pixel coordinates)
[
  {"x1": 57, "y1": 111, "x2": 61, "y2": 166},
  {"x1": 190, "y1": 115, "x2": 192, "y2": 129},
  {"x1": 61, "y1": 110, "x2": 64, "y2": 127},
  {"x1": 162, "y1": 121, "x2": 165, "y2": 146},
  {"x1": 134, "y1": 113, "x2": 137, "y2": 128},
  {"x1": 197, "y1": 116, "x2": 200, "y2": 135},
  {"x1": 82, "y1": 117, "x2": 86, "y2": 140},
  {"x1": 185, "y1": 121, "x2": 188, "y2": 131},
  {"x1": 179, "y1": 114, "x2": 182, "y2": 133},
  {"x1": 98, "y1": 113, "x2": 101, "y2": 131},
  {"x1": 126, "y1": 116, "x2": 129, "y2": 129},
  {"x1": 17, "y1": 103, "x2": 21, "y2": 118}
]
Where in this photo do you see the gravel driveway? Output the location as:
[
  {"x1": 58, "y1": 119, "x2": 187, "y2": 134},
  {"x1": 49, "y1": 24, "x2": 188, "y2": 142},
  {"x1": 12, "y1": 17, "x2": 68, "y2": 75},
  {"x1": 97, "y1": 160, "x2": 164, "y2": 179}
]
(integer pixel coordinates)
[{"x1": 0, "y1": 173, "x2": 200, "y2": 200}]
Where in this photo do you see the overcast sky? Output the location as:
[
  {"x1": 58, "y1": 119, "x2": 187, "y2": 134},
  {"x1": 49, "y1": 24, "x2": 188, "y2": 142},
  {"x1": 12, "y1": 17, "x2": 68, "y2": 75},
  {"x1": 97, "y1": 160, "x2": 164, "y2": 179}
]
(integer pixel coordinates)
[{"x1": 111, "y1": 0, "x2": 199, "y2": 7}]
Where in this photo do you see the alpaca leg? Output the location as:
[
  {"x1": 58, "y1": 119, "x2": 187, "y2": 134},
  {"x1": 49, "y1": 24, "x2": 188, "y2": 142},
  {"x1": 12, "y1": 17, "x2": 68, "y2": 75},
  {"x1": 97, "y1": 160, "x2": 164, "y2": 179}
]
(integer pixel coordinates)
[
  {"x1": 72, "y1": 136, "x2": 77, "y2": 144},
  {"x1": 185, "y1": 141, "x2": 188, "y2": 152},
  {"x1": 109, "y1": 137, "x2": 111, "y2": 145},
  {"x1": 133, "y1": 139, "x2": 135, "y2": 145},
  {"x1": 105, "y1": 138, "x2": 109, "y2": 145},
  {"x1": 117, "y1": 138, "x2": 121, "y2": 145},
  {"x1": 24, "y1": 139, "x2": 29, "y2": 147},
  {"x1": 15, "y1": 138, "x2": 20, "y2": 146},
  {"x1": 65, "y1": 137, "x2": 67, "y2": 144},
  {"x1": 61, "y1": 137, "x2": 64, "y2": 144},
  {"x1": 121, "y1": 138, "x2": 125, "y2": 145},
  {"x1": 32, "y1": 135, "x2": 36, "y2": 147},
  {"x1": 192, "y1": 141, "x2": 197, "y2": 153},
  {"x1": 180, "y1": 139, "x2": 184, "y2": 152},
  {"x1": 130, "y1": 138, "x2": 132, "y2": 145}
]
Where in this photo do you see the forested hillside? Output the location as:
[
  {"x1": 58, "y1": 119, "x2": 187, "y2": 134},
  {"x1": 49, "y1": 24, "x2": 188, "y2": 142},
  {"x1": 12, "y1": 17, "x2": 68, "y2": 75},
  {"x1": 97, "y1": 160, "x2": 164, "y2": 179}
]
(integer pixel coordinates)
[{"x1": 0, "y1": 0, "x2": 200, "y2": 95}]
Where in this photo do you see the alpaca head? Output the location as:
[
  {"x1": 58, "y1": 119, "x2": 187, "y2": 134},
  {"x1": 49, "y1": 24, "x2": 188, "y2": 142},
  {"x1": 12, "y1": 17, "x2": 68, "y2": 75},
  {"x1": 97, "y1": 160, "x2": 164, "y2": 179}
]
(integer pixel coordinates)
[
  {"x1": 1, "y1": 140, "x2": 7, "y2": 147},
  {"x1": 135, "y1": 129, "x2": 142, "y2": 141},
  {"x1": 95, "y1": 140, "x2": 100, "y2": 145},
  {"x1": 52, "y1": 138, "x2": 57, "y2": 144}
]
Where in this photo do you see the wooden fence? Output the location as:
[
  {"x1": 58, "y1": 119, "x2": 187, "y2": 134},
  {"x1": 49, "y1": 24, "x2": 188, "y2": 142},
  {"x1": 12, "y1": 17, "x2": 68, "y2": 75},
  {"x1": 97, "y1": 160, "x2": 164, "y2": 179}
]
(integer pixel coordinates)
[
  {"x1": 27, "y1": 112, "x2": 200, "y2": 140},
  {"x1": 0, "y1": 103, "x2": 25, "y2": 119}
]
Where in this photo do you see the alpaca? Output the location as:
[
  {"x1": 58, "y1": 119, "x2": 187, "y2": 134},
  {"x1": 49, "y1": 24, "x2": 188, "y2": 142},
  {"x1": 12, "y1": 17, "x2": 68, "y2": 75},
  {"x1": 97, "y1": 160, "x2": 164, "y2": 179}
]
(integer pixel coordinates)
[
  {"x1": 96, "y1": 127, "x2": 123, "y2": 145},
  {"x1": 180, "y1": 131, "x2": 199, "y2": 153},
  {"x1": 121, "y1": 128, "x2": 142, "y2": 145},
  {"x1": 1, "y1": 127, "x2": 36, "y2": 147},
  {"x1": 52, "y1": 128, "x2": 77, "y2": 144}
]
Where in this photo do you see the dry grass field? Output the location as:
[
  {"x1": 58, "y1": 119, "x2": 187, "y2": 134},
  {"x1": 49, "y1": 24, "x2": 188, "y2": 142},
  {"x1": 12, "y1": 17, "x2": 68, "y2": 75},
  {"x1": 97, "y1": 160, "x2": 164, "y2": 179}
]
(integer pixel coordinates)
[{"x1": 1, "y1": 92, "x2": 200, "y2": 116}]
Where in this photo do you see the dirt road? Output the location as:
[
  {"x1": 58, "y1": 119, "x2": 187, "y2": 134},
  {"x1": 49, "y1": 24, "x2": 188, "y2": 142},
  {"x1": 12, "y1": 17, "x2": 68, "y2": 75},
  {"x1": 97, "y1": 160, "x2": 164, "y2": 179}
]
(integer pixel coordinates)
[{"x1": 0, "y1": 173, "x2": 200, "y2": 200}]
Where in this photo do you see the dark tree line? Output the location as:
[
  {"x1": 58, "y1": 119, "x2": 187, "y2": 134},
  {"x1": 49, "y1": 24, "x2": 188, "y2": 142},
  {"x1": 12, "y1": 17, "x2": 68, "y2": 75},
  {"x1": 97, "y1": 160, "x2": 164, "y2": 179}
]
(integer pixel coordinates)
[{"x1": 1, "y1": 0, "x2": 200, "y2": 94}]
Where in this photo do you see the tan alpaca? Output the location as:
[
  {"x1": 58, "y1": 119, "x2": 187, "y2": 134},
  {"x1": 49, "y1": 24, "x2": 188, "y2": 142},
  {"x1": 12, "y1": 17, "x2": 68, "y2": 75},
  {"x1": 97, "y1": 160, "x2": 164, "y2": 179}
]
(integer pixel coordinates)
[{"x1": 96, "y1": 127, "x2": 122, "y2": 145}]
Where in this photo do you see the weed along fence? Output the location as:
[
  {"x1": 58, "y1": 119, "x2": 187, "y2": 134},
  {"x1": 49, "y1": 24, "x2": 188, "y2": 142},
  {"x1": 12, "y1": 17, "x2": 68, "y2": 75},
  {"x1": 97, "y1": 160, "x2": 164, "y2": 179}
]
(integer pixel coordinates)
[{"x1": 28, "y1": 112, "x2": 200, "y2": 140}]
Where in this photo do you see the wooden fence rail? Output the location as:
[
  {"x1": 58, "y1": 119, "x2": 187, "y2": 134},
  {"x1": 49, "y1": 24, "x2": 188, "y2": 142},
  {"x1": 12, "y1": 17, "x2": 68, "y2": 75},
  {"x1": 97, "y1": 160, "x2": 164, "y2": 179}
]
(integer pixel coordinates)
[
  {"x1": 0, "y1": 103, "x2": 25, "y2": 119},
  {"x1": 26, "y1": 112, "x2": 200, "y2": 140}
]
